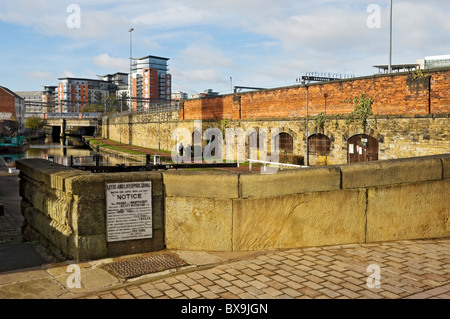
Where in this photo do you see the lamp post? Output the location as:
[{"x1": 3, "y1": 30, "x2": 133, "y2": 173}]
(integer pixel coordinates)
[
  {"x1": 305, "y1": 84, "x2": 309, "y2": 167},
  {"x1": 388, "y1": 0, "x2": 393, "y2": 73},
  {"x1": 298, "y1": 77, "x2": 310, "y2": 166},
  {"x1": 129, "y1": 28, "x2": 134, "y2": 110}
]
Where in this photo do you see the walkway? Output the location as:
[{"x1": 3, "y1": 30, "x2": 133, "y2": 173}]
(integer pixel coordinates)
[
  {"x1": 0, "y1": 161, "x2": 448, "y2": 301},
  {"x1": 79, "y1": 239, "x2": 450, "y2": 300}
]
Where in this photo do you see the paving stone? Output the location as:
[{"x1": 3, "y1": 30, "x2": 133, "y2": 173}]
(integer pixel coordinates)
[
  {"x1": 182, "y1": 289, "x2": 201, "y2": 299},
  {"x1": 79, "y1": 239, "x2": 450, "y2": 300}
]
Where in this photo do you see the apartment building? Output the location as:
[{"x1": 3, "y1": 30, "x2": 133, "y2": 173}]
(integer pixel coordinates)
[
  {"x1": 57, "y1": 72, "x2": 133, "y2": 113},
  {"x1": 130, "y1": 55, "x2": 171, "y2": 110},
  {"x1": 57, "y1": 77, "x2": 116, "y2": 113},
  {"x1": 16, "y1": 91, "x2": 44, "y2": 114},
  {"x1": 100, "y1": 72, "x2": 130, "y2": 104},
  {"x1": 42, "y1": 86, "x2": 58, "y2": 112}
]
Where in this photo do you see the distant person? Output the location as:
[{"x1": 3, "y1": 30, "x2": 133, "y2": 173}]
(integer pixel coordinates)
[{"x1": 179, "y1": 143, "x2": 184, "y2": 156}]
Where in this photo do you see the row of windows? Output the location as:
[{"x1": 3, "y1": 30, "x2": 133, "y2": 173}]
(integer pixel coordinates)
[
  {"x1": 195, "y1": 131, "x2": 331, "y2": 155},
  {"x1": 250, "y1": 132, "x2": 330, "y2": 155}
]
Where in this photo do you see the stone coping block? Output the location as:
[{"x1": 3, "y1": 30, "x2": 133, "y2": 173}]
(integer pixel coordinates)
[
  {"x1": 339, "y1": 156, "x2": 445, "y2": 189},
  {"x1": 232, "y1": 188, "x2": 367, "y2": 251},
  {"x1": 366, "y1": 179, "x2": 450, "y2": 242},
  {"x1": 66, "y1": 171, "x2": 164, "y2": 200},
  {"x1": 430, "y1": 153, "x2": 450, "y2": 180},
  {"x1": 163, "y1": 170, "x2": 240, "y2": 199},
  {"x1": 239, "y1": 166, "x2": 341, "y2": 199},
  {"x1": 16, "y1": 159, "x2": 89, "y2": 191}
]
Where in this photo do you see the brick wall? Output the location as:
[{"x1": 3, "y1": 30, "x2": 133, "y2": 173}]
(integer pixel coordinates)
[
  {"x1": 180, "y1": 68, "x2": 450, "y2": 121},
  {"x1": 0, "y1": 87, "x2": 15, "y2": 115}
]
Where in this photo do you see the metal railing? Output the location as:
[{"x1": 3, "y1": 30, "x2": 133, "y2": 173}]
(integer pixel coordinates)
[
  {"x1": 107, "y1": 103, "x2": 179, "y2": 118},
  {"x1": 248, "y1": 159, "x2": 307, "y2": 172},
  {"x1": 26, "y1": 112, "x2": 103, "y2": 119}
]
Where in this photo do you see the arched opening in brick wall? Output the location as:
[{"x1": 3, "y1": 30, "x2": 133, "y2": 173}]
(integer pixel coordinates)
[
  {"x1": 248, "y1": 131, "x2": 260, "y2": 149},
  {"x1": 347, "y1": 134, "x2": 379, "y2": 163},
  {"x1": 275, "y1": 132, "x2": 294, "y2": 154},
  {"x1": 308, "y1": 134, "x2": 331, "y2": 156}
]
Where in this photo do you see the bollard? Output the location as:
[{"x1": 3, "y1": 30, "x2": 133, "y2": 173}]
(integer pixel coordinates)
[{"x1": 0, "y1": 203, "x2": 4, "y2": 216}]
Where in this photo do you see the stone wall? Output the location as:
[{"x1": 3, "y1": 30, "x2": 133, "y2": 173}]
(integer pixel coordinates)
[
  {"x1": 103, "y1": 112, "x2": 450, "y2": 166},
  {"x1": 164, "y1": 154, "x2": 450, "y2": 251},
  {"x1": 16, "y1": 155, "x2": 450, "y2": 260},
  {"x1": 16, "y1": 159, "x2": 164, "y2": 261}
]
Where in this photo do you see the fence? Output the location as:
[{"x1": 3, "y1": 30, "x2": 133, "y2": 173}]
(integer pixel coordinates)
[
  {"x1": 106, "y1": 102, "x2": 179, "y2": 119},
  {"x1": 248, "y1": 159, "x2": 306, "y2": 172},
  {"x1": 47, "y1": 154, "x2": 166, "y2": 167}
]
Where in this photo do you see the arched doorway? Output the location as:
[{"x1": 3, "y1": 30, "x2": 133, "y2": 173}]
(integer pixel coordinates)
[
  {"x1": 275, "y1": 132, "x2": 294, "y2": 154},
  {"x1": 308, "y1": 133, "x2": 331, "y2": 156},
  {"x1": 347, "y1": 134, "x2": 379, "y2": 163}
]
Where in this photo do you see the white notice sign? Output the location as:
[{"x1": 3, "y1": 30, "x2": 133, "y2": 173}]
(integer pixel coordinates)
[{"x1": 106, "y1": 182, "x2": 152, "y2": 242}]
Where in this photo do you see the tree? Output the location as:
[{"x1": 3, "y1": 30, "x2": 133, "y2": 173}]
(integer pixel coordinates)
[{"x1": 25, "y1": 116, "x2": 43, "y2": 130}]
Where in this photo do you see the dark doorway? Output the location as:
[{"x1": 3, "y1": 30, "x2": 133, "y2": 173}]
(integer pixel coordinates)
[
  {"x1": 309, "y1": 134, "x2": 331, "y2": 156},
  {"x1": 275, "y1": 132, "x2": 294, "y2": 154},
  {"x1": 347, "y1": 134, "x2": 379, "y2": 163}
]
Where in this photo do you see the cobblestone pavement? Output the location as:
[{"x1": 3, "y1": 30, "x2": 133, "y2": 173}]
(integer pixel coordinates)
[
  {"x1": 82, "y1": 239, "x2": 450, "y2": 300},
  {"x1": 0, "y1": 172, "x2": 22, "y2": 244}
]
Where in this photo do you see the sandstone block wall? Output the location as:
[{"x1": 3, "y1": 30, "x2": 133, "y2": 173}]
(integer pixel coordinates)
[
  {"x1": 163, "y1": 154, "x2": 450, "y2": 251},
  {"x1": 103, "y1": 113, "x2": 450, "y2": 166},
  {"x1": 16, "y1": 159, "x2": 164, "y2": 261},
  {"x1": 17, "y1": 155, "x2": 450, "y2": 260}
]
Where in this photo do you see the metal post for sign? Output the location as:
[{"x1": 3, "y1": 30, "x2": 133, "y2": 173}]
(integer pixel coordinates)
[{"x1": 388, "y1": 0, "x2": 393, "y2": 73}]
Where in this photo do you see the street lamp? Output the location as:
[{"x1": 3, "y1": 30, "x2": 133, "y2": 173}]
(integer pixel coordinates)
[
  {"x1": 129, "y1": 28, "x2": 134, "y2": 111},
  {"x1": 298, "y1": 77, "x2": 310, "y2": 166},
  {"x1": 388, "y1": 0, "x2": 393, "y2": 73},
  {"x1": 305, "y1": 84, "x2": 309, "y2": 167}
]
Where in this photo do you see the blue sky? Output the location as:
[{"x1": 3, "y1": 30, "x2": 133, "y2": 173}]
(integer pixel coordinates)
[{"x1": 1, "y1": 0, "x2": 450, "y2": 95}]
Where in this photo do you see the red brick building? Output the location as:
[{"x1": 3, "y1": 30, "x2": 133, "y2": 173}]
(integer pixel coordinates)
[{"x1": 0, "y1": 86, "x2": 25, "y2": 135}]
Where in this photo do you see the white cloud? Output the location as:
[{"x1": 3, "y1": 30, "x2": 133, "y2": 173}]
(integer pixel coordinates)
[
  {"x1": 92, "y1": 54, "x2": 129, "y2": 72},
  {"x1": 62, "y1": 70, "x2": 75, "y2": 78},
  {"x1": 4, "y1": 1, "x2": 450, "y2": 92},
  {"x1": 132, "y1": 5, "x2": 218, "y2": 29},
  {"x1": 24, "y1": 71, "x2": 53, "y2": 80},
  {"x1": 179, "y1": 43, "x2": 235, "y2": 69}
]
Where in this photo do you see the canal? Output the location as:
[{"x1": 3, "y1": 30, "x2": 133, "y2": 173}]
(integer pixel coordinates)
[{"x1": 0, "y1": 136, "x2": 95, "y2": 169}]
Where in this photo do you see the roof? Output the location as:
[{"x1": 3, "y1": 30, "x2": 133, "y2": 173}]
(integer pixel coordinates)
[
  {"x1": 373, "y1": 63, "x2": 420, "y2": 72},
  {"x1": 57, "y1": 77, "x2": 112, "y2": 83},
  {"x1": 0, "y1": 86, "x2": 24, "y2": 100},
  {"x1": 135, "y1": 55, "x2": 170, "y2": 61},
  {"x1": 15, "y1": 91, "x2": 43, "y2": 99}
]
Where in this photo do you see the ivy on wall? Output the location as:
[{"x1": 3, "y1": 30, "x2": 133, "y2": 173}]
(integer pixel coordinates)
[{"x1": 343, "y1": 94, "x2": 374, "y2": 131}]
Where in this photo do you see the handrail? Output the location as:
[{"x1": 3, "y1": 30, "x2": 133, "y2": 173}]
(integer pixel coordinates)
[{"x1": 248, "y1": 159, "x2": 307, "y2": 172}]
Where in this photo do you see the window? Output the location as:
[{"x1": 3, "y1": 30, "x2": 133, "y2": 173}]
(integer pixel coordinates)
[
  {"x1": 276, "y1": 133, "x2": 294, "y2": 153},
  {"x1": 309, "y1": 134, "x2": 331, "y2": 155},
  {"x1": 249, "y1": 131, "x2": 259, "y2": 149}
]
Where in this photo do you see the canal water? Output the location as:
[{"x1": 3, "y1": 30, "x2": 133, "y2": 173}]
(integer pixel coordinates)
[{"x1": 0, "y1": 136, "x2": 95, "y2": 169}]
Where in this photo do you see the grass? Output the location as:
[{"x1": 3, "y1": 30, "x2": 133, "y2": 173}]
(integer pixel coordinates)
[{"x1": 86, "y1": 138, "x2": 146, "y2": 155}]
